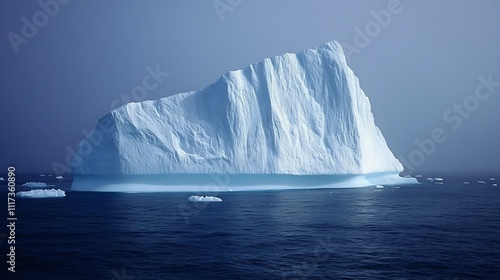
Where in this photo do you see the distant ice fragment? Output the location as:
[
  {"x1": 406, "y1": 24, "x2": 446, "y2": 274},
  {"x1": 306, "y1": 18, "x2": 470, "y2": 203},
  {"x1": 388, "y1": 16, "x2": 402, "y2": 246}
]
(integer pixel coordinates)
[
  {"x1": 0, "y1": 177, "x2": 4, "y2": 181},
  {"x1": 464, "y1": 181, "x2": 470, "y2": 184},
  {"x1": 415, "y1": 175, "x2": 422, "y2": 178},
  {"x1": 188, "y1": 195, "x2": 222, "y2": 202},
  {"x1": 40, "y1": 174, "x2": 46, "y2": 177},
  {"x1": 375, "y1": 185, "x2": 384, "y2": 189},
  {"x1": 490, "y1": 178, "x2": 496, "y2": 181},
  {"x1": 426, "y1": 177, "x2": 443, "y2": 182},
  {"x1": 492, "y1": 184, "x2": 498, "y2": 187},
  {"x1": 17, "y1": 189, "x2": 66, "y2": 198},
  {"x1": 56, "y1": 176, "x2": 64, "y2": 179},
  {"x1": 22, "y1": 182, "x2": 49, "y2": 188},
  {"x1": 478, "y1": 181, "x2": 486, "y2": 184}
]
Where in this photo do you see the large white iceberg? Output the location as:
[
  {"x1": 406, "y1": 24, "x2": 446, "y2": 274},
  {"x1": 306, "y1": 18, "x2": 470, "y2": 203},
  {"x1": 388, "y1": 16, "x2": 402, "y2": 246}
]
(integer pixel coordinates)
[
  {"x1": 72, "y1": 41, "x2": 417, "y2": 192},
  {"x1": 17, "y1": 189, "x2": 66, "y2": 198}
]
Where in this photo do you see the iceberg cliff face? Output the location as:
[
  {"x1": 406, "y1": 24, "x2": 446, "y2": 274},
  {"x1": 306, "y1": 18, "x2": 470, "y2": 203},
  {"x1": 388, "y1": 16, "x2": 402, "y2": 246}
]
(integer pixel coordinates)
[{"x1": 74, "y1": 41, "x2": 403, "y2": 176}]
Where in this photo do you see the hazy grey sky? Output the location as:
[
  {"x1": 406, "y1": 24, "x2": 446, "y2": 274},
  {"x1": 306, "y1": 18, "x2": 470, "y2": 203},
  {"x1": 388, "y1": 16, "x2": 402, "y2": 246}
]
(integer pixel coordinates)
[{"x1": 1, "y1": 0, "x2": 499, "y2": 174}]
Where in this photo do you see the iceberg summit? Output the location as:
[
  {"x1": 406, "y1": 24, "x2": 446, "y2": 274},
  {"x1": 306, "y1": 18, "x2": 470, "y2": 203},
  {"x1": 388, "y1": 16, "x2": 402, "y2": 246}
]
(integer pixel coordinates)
[{"x1": 71, "y1": 41, "x2": 416, "y2": 192}]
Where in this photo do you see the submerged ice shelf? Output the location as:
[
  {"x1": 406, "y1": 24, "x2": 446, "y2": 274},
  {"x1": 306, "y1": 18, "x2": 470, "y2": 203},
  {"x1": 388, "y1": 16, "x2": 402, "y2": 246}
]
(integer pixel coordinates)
[
  {"x1": 71, "y1": 173, "x2": 416, "y2": 192},
  {"x1": 71, "y1": 40, "x2": 417, "y2": 192}
]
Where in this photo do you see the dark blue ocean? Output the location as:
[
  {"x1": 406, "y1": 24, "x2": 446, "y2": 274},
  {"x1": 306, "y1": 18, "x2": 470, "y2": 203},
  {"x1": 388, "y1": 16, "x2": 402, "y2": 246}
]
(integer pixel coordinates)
[{"x1": 1, "y1": 173, "x2": 500, "y2": 279}]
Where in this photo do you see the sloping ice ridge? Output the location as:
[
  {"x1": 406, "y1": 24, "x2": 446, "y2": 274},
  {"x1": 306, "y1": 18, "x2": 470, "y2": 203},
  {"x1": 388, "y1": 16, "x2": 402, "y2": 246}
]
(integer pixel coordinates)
[{"x1": 71, "y1": 41, "x2": 417, "y2": 192}]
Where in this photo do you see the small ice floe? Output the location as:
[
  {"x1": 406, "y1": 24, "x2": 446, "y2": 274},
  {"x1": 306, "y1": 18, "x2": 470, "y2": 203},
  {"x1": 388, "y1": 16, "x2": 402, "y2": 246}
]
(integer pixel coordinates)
[
  {"x1": 17, "y1": 189, "x2": 66, "y2": 198},
  {"x1": 188, "y1": 195, "x2": 222, "y2": 202},
  {"x1": 403, "y1": 175, "x2": 412, "y2": 178},
  {"x1": 426, "y1": 177, "x2": 443, "y2": 182},
  {"x1": 478, "y1": 181, "x2": 486, "y2": 184},
  {"x1": 40, "y1": 174, "x2": 46, "y2": 177},
  {"x1": 490, "y1": 178, "x2": 496, "y2": 181},
  {"x1": 464, "y1": 181, "x2": 470, "y2": 184},
  {"x1": 56, "y1": 176, "x2": 64, "y2": 179},
  {"x1": 415, "y1": 175, "x2": 422, "y2": 178},
  {"x1": 435, "y1": 182, "x2": 444, "y2": 185},
  {"x1": 0, "y1": 177, "x2": 4, "y2": 181},
  {"x1": 22, "y1": 182, "x2": 49, "y2": 188},
  {"x1": 492, "y1": 184, "x2": 498, "y2": 187},
  {"x1": 373, "y1": 185, "x2": 385, "y2": 191}
]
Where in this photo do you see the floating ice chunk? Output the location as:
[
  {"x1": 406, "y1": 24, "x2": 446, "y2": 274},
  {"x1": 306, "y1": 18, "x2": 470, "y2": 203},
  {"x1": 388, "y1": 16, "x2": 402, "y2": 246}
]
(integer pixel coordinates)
[
  {"x1": 492, "y1": 184, "x2": 498, "y2": 187},
  {"x1": 426, "y1": 177, "x2": 443, "y2": 182},
  {"x1": 478, "y1": 181, "x2": 486, "y2": 184},
  {"x1": 375, "y1": 185, "x2": 384, "y2": 189},
  {"x1": 0, "y1": 177, "x2": 4, "y2": 181},
  {"x1": 40, "y1": 174, "x2": 46, "y2": 177},
  {"x1": 490, "y1": 178, "x2": 496, "y2": 181},
  {"x1": 435, "y1": 182, "x2": 444, "y2": 185},
  {"x1": 188, "y1": 195, "x2": 222, "y2": 202},
  {"x1": 415, "y1": 175, "x2": 422, "y2": 178},
  {"x1": 17, "y1": 189, "x2": 66, "y2": 198},
  {"x1": 56, "y1": 176, "x2": 64, "y2": 179},
  {"x1": 22, "y1": 182, "x2": 49, "y2": 188},
  {"x1": 403, "y1": 175, "x2": 412, "y2": 178},
  {"x1": 464, "y1": 181, "x2": 470, "y2": 184}
]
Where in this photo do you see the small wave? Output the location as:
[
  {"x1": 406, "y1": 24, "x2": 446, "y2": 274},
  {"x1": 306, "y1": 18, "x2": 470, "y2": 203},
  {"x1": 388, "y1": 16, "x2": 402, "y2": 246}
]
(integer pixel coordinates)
[{"x1": 22, "y1": 182, "x2": 55, "y2": 188}]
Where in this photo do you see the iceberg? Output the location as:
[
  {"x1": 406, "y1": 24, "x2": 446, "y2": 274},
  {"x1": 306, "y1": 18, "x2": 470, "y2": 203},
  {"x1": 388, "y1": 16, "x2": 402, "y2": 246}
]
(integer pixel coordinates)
[
  {"x1": 17, "y1": 189, "x2": 66, "y2": 198},
  {"x1": 0, "y1": 177, "x2": 4, "y2": 181},
  {"x1": 71, "y1": 41, "x2": 417, "y2": 192},
  {"x1": 188, "y1": 195, "x2": 222, "y2": 202},
  {"x1": 22, "y1": 182, "x2": 50, "y2": 188}
]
